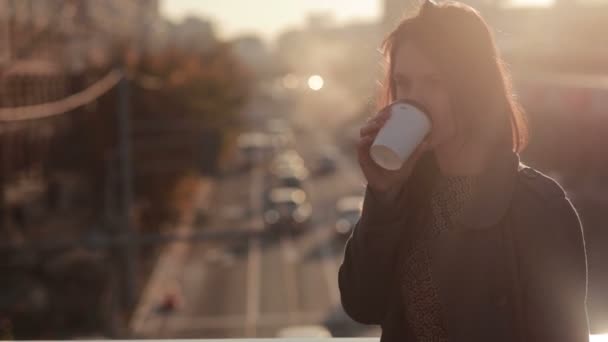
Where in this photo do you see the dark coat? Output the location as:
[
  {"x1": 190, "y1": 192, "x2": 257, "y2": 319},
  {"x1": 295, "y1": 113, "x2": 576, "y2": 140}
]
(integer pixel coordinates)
[{"x1": 338, "y1": 152, "x2": 589, "y2": 342}]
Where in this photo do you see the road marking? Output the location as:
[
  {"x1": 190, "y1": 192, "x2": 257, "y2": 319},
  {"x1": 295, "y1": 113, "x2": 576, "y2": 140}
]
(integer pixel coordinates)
[
  {"x1": 292, "y1": 123, "x2": 357, "y2": 311},
  {"x1": 319, "y1": 228, "x2": 341, "y2": 308},
  {"x1": 245, "y1": 153, "x2": 264, "y2": 337},
  {"x1": 280, "y1": 234, "x2": 299, "y2": 324},
  {"x1": 245, "y1": 238, "x2": 261, "y2": 337}
]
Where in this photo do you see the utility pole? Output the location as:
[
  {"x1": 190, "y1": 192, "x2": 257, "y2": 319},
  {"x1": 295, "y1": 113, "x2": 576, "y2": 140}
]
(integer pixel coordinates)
[
  {"x1": 117, "y1": 71, "x2": 137, "y2": 309},
  {"x1": 4, "y1": 0, "x2": 14, "y2": 64},
  {"x1": 0, "y1": 131, "x2": 7, "y2": 232}
]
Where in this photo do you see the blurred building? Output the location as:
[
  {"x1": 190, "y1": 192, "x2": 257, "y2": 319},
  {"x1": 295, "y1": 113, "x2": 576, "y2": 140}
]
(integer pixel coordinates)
[
  {"x1": 0, "y1": 0, "x2": 163, "y2": 70},
  {"x1": 484, "y1": 1, "x2": 608, "y2": 74},
  {"x1": 0, "y1": 0, "x2": 165, "y2": 110},
  {"x1": 169, "y1": 16, "x2": 217, "y2": 54},
  {"x1": 276, "y1": 12, "x2": 382, "y2": 76},
  {"x1": 381, "y1": 0, "x2": 608, "y2": 74},
  {"x1": 231, "y1": 35, "x2": 282, "y2": 78},
  {"x1": 0, "y1": 0, "x2": 165, "y2": 224},
  {"x1": 275, "y1": 12, "x2": 384, "y2": 126}
]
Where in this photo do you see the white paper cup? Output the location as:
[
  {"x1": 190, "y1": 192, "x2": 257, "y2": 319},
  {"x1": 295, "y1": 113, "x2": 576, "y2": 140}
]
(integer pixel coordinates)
[{"x1": 370, "y1": 101, "x2": 431, "y2": 171}]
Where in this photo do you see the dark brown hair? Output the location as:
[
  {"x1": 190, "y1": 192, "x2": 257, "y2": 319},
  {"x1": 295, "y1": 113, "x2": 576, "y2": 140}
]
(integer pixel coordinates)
[{"x1": 379, "y1": 0, "x2": 528, "y2": 153}]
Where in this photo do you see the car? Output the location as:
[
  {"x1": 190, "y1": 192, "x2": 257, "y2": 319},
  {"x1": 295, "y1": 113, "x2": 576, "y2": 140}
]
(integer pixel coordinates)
[
  {"x1": 270, "y1": 165, "x2": 309, "y2": 188},
  {"x1": 334, "y1": 195, "x2": 363, "y2": 238},
  {"x1": 315, "y1": 149, "x2": 338, "y2": 175},
  {"x1": 276, "y1": 325, "x2": 332, "y2": 338},
  {"x1": 276, "y1": 172, "x2": 306, "y2": 188},
  {"x1": 274, "y1": 149, "x2": 304, "y2": 165},
  {"x1": 266, "y1": 119, "x2": 295, "y2": 149},
  {"x1": 270, "y1": 161, "x2": 308, "y2": 178},
  {"x1": 269, "y1": 150, "x2": 307, "y2": 176},
  {"x1": 236, "y1": 132, "x2": 273, "y2": 168},
  {"x1": 263, "y1": 187, "x2": 312, "y2": 233},
  {"x1": 269, "y1": 130, "x2": 295, "y2": 149}
]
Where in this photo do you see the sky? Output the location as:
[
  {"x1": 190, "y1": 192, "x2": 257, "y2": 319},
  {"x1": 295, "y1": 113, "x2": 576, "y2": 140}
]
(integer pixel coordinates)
[
  {"x1": 161, "y1": 0, "x2": 556, "y2": 42},
  {"x1": 161, "y1": 0, "x2": 382, "y2": 42}
]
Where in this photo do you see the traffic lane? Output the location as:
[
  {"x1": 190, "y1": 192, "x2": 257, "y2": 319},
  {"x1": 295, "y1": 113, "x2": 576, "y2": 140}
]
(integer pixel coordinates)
[
  {"x1": 290, "y1": 115, "x2": 382, "y2": 338},
  {"x1": 182, "y1": 153, "x2": 260, "y2": 316},
  {"x1": 254, "y1": 147, "x2": 350, "y2": 336},
  {"x1": 182, "y1": 160, "x2": 251, "y2": 315},
  {"x1": 131, "y1": 141, "x2": 258, "y2": 337},
  {"x1": 256, "y1": 234, "x2": 293, "y2": 337},
  {"x1": 171, "y1": 241, "x2": 248, "y2": 338},
  {"x1": 259, "y1": 140, "x2": 346, "y2": 317},
  {"x1": 164, "y1": 157, "x2": 265, "y2": 337},
  {"x1": 182, "y1": 240, "x2": 249, "y2": 314},
  {"x1": 259, "y1": 237, "x2": 289, "y2": 316},
  {"x1": 164, "y1": 114, "x2": 365, "y2": 338},
  {"x1": 295, "y1": 225, "x2": 338, "y2": 313},
  {"x1": 255, "y1": 226, "x2": 338, "y2": 337},
  {"x1": 285, "y1": 130, "x2": 368, "y2": 335}
]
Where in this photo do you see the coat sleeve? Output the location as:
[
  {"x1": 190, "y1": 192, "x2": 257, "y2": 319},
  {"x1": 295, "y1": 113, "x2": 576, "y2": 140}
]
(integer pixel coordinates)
[
  {"x1": 338, "y1": 185, "x2": 409, "y2": 324},
  {"x1": 514, "y1": 189, "x2": 590, "y2": 341}
]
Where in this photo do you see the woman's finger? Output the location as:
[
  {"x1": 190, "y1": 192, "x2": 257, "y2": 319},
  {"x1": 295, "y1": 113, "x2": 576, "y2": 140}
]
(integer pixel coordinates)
[
  {"x1": 358, "y1": 138, "x2": 382, "y2": 180},
  {"x1": 374, "y1": 109, "x2": 391, "y2": 125},
  {"x1": 360, "y1": 114, "x2": 391, "y2": 138},
  {"x1": 357, "y1": 136, "x2": 375, "y2": 164},
  {"x1": 365, "y1": 107, "x2": 391, "y2": 124},
  {"x1": 357, "y1": 135, "x2": 374, "y2": 154},
  {"x1": 359, "y1": 121, "x2": 382, "y2": 138}
]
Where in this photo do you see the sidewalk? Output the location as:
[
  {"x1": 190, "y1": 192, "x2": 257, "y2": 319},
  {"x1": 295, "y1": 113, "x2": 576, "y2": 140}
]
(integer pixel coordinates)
[{"x1": 129, "y1": 175, "x2": 216, "y2": 337}]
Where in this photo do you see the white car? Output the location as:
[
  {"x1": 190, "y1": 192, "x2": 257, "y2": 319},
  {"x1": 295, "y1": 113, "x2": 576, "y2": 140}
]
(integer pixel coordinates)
[
  {"x1": 335, "y1": 195, "x2": 363, "y2": 238},
  {"x1": 276, "y1": 325, "x2": 332, "y2": 338},
  {"x1": 270, "y1": 150, "x2": 308, "y2": 177}
]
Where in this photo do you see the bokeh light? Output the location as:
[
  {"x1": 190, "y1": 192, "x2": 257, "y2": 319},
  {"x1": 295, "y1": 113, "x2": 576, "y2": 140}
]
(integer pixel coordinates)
[{"x1": 307, "y1": 75, "x2": 324, "y2": 91}]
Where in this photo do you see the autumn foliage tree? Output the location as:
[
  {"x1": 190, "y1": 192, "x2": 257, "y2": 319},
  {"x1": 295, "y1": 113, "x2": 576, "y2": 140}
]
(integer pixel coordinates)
[{"x1": 129, "y1": 42, "x2": 252, "y2": 229}]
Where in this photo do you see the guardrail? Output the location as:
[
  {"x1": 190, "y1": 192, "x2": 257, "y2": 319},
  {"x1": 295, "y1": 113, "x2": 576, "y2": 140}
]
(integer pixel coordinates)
[
  {"x1": 102, "y1": 340, "x2": 379, "y2": 342},
  {"x1": 76, "y1": 337, "x2": 607, "y2": 341}
]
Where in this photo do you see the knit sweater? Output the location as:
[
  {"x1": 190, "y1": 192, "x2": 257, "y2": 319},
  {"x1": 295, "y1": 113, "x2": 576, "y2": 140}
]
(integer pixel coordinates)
[{"x1": 400, "y1": 175, "x2": 476, "y2": 341}]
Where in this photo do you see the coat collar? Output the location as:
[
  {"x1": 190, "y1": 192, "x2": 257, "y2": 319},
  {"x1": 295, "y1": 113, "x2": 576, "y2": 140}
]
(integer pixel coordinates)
[{"x1": 452, "y1": 151, "x2": 521, "y2": 230}]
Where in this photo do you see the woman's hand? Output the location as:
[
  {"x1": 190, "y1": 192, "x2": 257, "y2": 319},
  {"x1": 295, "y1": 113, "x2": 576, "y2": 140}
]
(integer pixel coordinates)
[{"x1": 357, "y1": 108, "x2": 430, "y2": 203}]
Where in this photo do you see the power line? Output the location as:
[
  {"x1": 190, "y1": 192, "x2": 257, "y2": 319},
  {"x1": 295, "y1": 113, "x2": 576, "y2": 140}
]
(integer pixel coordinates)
[{"x1": 0, "y1": 69, "x2": 122, "y2": 122}]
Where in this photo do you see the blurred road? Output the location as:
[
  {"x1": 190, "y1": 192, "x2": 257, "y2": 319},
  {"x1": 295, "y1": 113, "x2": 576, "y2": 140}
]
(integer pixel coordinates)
[{"x1": 132, "y1": 88, "x2": 377, "y2": 338}]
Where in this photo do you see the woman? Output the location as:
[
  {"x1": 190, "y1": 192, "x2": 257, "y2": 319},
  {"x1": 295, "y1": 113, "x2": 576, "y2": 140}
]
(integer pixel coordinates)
[{"x1": 338, "y1": 1, "x2": 589, "y2": 341}]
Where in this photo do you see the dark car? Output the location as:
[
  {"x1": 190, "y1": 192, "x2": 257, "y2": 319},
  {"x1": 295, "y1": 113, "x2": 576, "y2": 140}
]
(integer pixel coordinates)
[
  {"x1": 269, "y1": 151, "x2": 309, "y2": 188},
  {"x1": 315, "y1": 149, "x2": 338, "y2": 175},
  {"x1": 274, "y1": 167, "x2": 309, "y2": 188},
  {"x1": 263, "y1": 187, "x2": 312, "y2": 234}
]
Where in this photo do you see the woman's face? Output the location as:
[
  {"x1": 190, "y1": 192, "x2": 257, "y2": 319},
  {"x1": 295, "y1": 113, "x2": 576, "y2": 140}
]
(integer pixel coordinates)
[{"x1": 392, "y1": 40, "x2": 456, "y2": 149}]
